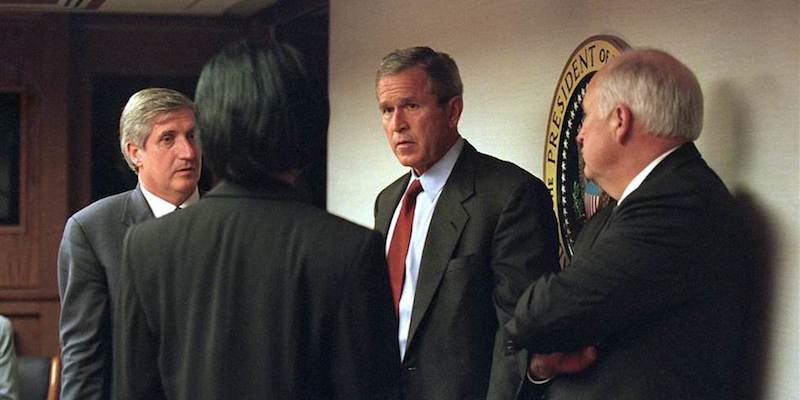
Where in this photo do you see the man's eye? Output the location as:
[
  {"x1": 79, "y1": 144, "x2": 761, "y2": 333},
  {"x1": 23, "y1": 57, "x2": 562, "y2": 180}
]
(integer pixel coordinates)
[
  {"x1": 407, "y1": 104, "x2": 419, "y2": 110},
  {"x1": 381, "y1": 107, "x2": 394, "y2": 115}
]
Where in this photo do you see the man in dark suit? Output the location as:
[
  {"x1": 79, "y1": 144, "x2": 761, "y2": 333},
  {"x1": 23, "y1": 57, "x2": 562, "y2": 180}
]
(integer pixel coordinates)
[
  {"x1": 374, "y1": 46, "x2": 559, "y2": 400},
  {"x1": 58, "y1": 88, "x2": 201, "y2": 400},
  {"x1": 506, "y1": 49, "x2": 748, "y2": 400},
  {"x1": 113, "y1": 38, "x2": 400, "y2": 400}
]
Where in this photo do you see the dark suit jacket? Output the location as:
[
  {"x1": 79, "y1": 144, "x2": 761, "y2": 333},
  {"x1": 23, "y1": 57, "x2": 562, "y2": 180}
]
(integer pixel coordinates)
[
  {"x1": 58, "y1": 185, "x2": 154, "y2": 400},
  {"x1": 374, "y1": 141, "x2": 559, "y2": 400},
  {"x1": 113, "y1": 180, "x2": 400, "y2": 400},
  {"x1": 506, "y1": 143, "x2": 748, "y2": 400}
]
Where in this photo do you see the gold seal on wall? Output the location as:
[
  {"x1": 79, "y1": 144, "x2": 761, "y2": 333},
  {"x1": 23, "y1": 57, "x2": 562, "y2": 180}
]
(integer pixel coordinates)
[{"x1": 542, "y1": 35, "x2": 628, "y2": 267}]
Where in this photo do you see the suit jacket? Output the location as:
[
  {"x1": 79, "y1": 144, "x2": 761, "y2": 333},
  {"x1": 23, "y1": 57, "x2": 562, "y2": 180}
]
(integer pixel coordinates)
[
  {"x1": 374, "y1": 141, "x2": 559, "y2": 400},
  {"x1": 506, "y1": 143, "x2": 748, "y2": 400},
  {"x1": 58, "y1": 185, "x2": 154, "y2": 400},
  {"x1": 113, "y1": 180, "x2": 400, "y2": 400}
]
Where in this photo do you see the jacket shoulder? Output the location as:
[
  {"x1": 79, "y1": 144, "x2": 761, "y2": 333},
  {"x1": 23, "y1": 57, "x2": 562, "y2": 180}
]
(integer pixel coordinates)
[
  {"x1": 69, "y1": 190, "x2": 134, "y2": 225},
  {"x1": 462, "y1": 149, "x2": 548, "y2": 199}
]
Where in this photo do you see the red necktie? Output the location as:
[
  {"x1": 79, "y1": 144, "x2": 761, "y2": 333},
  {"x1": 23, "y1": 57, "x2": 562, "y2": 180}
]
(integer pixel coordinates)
[{"x1": 386, "y1": 179, "x2": 424, "y2": 314}]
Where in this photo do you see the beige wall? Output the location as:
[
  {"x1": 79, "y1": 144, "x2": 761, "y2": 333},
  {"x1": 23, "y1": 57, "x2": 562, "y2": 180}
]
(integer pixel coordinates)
[{"x1": 328, "y1": 0, "x2": 799, "y2": 398}]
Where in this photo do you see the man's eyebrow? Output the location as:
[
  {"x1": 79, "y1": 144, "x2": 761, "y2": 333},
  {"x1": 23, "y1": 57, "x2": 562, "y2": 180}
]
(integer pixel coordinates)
[
  {"x1": 382, "y1": 96, "x2": 416, "y2": 105},
  {"x1": 155, "y1": 129, "x2": 178, "y2": 138}
]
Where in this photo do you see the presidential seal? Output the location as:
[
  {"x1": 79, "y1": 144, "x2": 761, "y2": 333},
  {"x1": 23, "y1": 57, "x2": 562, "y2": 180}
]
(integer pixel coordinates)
[{"x1": 542, "y1": 35, "x2": 628, "y2": 267}]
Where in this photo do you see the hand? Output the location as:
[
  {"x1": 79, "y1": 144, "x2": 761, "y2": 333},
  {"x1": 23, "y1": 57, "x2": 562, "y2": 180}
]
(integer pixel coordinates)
[{"x1": 529, "y1": 346, "x2": 598, "y2": 380}]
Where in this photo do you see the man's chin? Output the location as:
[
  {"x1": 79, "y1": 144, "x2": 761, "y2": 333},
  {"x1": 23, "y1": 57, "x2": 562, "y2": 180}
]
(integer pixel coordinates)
[
  {"x1": 395, "y1": 155, "x2": 419, "y2": 168},
  {"x1": 172, "y1": 179, "x2": 198, "y2": 194}
]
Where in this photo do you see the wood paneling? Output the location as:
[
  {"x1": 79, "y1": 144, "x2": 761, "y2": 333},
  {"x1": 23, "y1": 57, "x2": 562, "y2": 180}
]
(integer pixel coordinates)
[
  {"x1": 0, "y1": 14, "x2": 69, "y2": 299},
  {"x1": 0, "y1": 12, "x2": 247, "y2": 356},
  {"x1": 0, "y1": 301, "x2": 59, "y2": 356},
  {"x1": 0, "y1": 4, "x2": 326, "y2": 357}
]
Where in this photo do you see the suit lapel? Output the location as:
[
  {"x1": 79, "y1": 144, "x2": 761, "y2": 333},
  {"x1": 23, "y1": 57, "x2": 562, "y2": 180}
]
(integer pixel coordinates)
[
  {"x1": 375, "y1": 174, "x2": 411, "y2": 237},
  {"x1": 406, "y1": 143, "x2": 475, "y2": 346},
  {"x1": 120, "y1": 184, "x2": 155, "y2": 227}
]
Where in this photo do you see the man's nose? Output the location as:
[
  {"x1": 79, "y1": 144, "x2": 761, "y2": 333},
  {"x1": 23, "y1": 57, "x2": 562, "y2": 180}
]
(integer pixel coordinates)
[
  {"x1": 390, "y1": 109, "x2": 408, "y2": 133},
  {"x1": 176, "y1": 136, "x2": 198, "y2": 159}
]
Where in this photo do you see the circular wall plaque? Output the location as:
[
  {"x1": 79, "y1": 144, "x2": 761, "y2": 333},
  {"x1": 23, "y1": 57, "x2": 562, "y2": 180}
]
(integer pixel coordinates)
[{"x1": 542, "y1": 35, "x2": 629, "y2": 267}]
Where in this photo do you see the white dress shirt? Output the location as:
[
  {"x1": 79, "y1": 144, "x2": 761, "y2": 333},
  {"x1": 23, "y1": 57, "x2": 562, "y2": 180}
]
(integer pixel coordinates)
[
  {"x1": 385, "y1": 137, "x2": 464, "y2": 360},
  {"x1": 140, "y1": 183, "x2": 200, "y2": 218}
]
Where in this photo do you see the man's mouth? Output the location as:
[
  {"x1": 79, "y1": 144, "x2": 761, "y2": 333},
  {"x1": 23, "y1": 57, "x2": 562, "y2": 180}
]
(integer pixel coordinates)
[
  {"x1": 396, "y1": 141, "x2": 414, "y2": 149},
  {"x1": 175, "y1": 166, "x2": 196, "y2": 174}
]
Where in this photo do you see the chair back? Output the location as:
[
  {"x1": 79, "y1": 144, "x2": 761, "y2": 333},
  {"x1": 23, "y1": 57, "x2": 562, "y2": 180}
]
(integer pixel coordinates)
[{"x1": 17, "y1": 356, "x2": 60, "y2": 400}]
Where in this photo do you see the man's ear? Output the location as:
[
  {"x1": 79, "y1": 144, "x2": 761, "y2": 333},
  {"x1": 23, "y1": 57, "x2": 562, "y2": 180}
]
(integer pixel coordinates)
[
  {"x1": 445, "y1": 95, "x2": 463, "y2": 129},
  {"x1": 611, "y1": 104, "x2": 633, "y2": 144},
  {"x1": 127, "y1": 142, "x2": 143, "y2": 167}
]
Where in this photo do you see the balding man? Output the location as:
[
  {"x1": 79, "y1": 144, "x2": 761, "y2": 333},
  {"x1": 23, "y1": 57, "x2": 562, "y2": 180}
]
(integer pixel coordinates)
[{"x1": 505, "y1": 49, "x2": 748, "y2": 400}]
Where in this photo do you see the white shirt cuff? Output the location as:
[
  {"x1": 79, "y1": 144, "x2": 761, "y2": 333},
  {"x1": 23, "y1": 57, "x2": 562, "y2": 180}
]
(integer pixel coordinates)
[{"x1": 526, "y1": 371, "x2": 553, "y2": 385}]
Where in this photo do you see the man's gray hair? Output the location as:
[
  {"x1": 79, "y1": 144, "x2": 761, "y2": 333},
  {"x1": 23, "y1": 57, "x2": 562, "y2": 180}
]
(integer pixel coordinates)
[
  {"x1": 376, "y1": 46, "x2": 463, "y2": 104},
  {"x1": 119, "y1": 88, "x2": 194, "y2": 172},
  {"x1": 594, "y1": 49, "x2": 704, "y2": 141}
]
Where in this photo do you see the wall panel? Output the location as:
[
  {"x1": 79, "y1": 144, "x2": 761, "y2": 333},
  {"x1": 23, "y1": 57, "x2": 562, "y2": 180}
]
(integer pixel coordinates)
[
  {"x1": 0, "y1": 12, "x2": 246, "y2": 356},
  {"x1": 0, "y1": 13, "x2": 70, "y2": 356}
]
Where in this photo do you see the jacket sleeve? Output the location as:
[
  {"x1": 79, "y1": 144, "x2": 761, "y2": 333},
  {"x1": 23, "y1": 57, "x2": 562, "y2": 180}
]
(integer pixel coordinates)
[
  {"x1": 506, "y1": 189, "x2": 709, "y2": 353},
  {"x1": 487, "y1": 179, "x2": 560, "y2": 399},
  {"x1": 0, "y1": 316, "x2": 19, "y2": 400},
  {"x1": 57, "y1": 217, "x2": 112, "y2": 400}
]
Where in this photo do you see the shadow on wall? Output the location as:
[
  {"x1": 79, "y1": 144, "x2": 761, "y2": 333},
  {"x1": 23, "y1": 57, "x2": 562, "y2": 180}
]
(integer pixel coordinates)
[
  {"x1": 702, "y1": 80, "x2": 754, "y2": 188},
  {"x1": 733, "y1": 190, "x2": 776, "y2": 400}
]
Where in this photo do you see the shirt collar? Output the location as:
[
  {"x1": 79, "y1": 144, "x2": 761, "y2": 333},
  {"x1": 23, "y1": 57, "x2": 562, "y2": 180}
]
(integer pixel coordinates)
[
  {"x1": 412, "y1": 136, "x2": 464, "y2": 196},
  {"x1": 140, "y1": 183, "x2": 200, "y2": 218},
  {"x1": 617, "y1": 145, "x2": 681, "y2": 206}
]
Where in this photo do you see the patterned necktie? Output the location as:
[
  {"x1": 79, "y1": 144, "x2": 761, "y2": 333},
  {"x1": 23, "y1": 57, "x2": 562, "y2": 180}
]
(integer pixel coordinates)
[{"x1": 386, "y1": 179, "x2": 424, "y2": 314}]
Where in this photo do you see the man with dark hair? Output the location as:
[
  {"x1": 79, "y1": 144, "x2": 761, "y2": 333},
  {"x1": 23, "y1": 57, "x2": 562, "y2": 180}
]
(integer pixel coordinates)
[
  {"x1": 113, "y1": 39, "x2": 399, "y2": 400},
  {"x1": 505, "y1": 49, "x2": 748, "y2": 400},
  {"x1": 374, "y1": 46, "x2": 559, "y2": 400},
  {"x1": 58, "y1": 88, "x2": 200, "y2": 400}
]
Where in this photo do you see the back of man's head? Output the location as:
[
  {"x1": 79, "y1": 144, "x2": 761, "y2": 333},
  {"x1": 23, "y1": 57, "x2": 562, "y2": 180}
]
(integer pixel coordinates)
[
  {"x1": 594, "y1": 49, "x2": 704, "y2": 141},
  {"x1": 195, "y1": 38, "x2": 328, "y2": 188}
]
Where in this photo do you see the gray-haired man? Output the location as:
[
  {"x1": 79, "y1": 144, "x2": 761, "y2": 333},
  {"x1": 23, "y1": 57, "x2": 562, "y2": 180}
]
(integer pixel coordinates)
[{"x1": 58, "y1": 88, "x2": 201, "y2": 400}]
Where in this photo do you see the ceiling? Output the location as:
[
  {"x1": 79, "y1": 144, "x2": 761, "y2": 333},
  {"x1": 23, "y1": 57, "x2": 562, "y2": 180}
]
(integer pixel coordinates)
[{"x1": 0, "y1": 0, "x2": 281, "y2": 17}]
